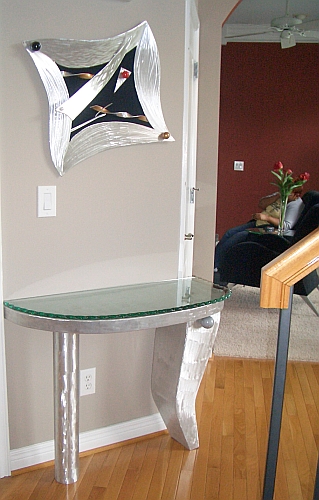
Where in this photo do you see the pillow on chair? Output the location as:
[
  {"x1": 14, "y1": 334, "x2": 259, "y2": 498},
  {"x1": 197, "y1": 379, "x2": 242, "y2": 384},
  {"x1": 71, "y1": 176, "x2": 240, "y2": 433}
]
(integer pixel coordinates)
[{"x1": 291, "y1": 203, "x2": 319, "y2": 244}]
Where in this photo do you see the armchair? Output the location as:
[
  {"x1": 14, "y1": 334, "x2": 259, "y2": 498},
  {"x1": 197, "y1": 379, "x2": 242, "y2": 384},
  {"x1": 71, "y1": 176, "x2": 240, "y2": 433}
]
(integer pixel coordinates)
[{"x1": 218, "y1": 191, "x2": 319, "y2": 316}]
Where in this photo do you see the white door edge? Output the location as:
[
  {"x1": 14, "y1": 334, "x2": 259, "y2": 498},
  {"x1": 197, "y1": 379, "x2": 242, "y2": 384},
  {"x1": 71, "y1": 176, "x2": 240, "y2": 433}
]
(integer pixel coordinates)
[
  {"x1": 0, "y1": 208, "x2": 11, "y2": 477},
  {"x1": 178, "y1": 0, "x2": 200, "y2": 279}
]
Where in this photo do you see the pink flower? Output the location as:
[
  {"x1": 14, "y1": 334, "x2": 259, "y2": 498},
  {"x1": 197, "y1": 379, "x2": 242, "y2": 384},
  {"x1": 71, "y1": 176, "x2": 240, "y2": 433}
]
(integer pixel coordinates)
[
  {"x1": 299, "y1": 172, "x2": 310, "y2": 181},
  {"x1": 271, "y1": 162, "x2": 310, "y2": 199},
  {"x1": 274, "y1": 161, "x2": 284, "y2": 170}
]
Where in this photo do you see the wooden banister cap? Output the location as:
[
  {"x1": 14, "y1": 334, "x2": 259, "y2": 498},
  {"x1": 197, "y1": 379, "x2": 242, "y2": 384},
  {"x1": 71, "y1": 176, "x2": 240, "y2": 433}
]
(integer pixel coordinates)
[{"x1": 260, "y1": 228, "x2": 319, "y2": 309}]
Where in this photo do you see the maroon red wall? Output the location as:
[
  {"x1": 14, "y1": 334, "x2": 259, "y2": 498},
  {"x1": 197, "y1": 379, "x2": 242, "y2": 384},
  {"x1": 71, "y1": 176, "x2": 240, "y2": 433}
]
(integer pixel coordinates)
[{"x1": 216, "y1": 42, "x2": 319, "y2": 238}]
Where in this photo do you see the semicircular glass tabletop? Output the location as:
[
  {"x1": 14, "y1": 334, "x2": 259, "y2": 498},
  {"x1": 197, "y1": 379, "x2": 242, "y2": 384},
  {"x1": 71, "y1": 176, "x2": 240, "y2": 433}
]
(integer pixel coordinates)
[{"x1": 4, "y1": 277, "x2": 230, "y2": 321}]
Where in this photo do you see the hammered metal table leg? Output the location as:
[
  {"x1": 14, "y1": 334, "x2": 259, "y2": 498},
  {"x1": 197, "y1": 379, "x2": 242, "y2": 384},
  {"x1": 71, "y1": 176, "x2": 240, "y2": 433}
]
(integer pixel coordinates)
[
  {"x1": 53, "y1": 332, "x2": 79, "y2": 484},
  {"x1": 151, "y1": 312, "x2": 221, "y2": 450}
]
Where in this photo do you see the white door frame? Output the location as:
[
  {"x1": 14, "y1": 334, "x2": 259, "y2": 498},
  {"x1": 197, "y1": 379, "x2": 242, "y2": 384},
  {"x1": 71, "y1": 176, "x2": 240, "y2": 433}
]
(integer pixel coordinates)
[
  {"x1": 178, "y1": 0, "x2": 200, "y2": 279},
  {"x1": 0, "y1": 203, "x2": 11, "y2": 477}
]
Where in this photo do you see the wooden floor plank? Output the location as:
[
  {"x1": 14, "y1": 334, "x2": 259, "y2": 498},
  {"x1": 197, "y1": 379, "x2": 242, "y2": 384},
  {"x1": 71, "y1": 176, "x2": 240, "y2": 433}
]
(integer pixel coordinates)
[
  {"x1": 205, "y1": 467, "x2": 221, "y2": 500},
  {"x1": 190, "y1": 403, "x2": 213, "y2": 500},
  {"x1": 234, "y1": 478, "x2": 247, "y2": 500},
  {"x1": 97, "y1": 443, "x2": 135, "y2": 499},
  {"x1": 174, "y1": 450, "x2": 197, "y2": 500},
  {"x1": 284, "y1": 460, "x2": 304, "y2": 499},
  {"x1": 303, "y1": 363, "x2": 319, "y2": 410},
  {"x1": 214, "y1": 357, "x2": 225, "y2": 390},
  {"x1": 273, "y1": 448, "x2": 290, "y2": 500},
  {"x1": 94, "y1": 447, "x2": 122, "y2": 488},
  {"x1": 287, "y1": 364, "x2": 318, "y2": 476},
  {"x1": 160, "y1": 440, "x2": 184, "y2": 500},
  {"x1": 223, "y1": 359, "x2": 234, "y2": 438},
  {"x1": 130, "y1": 436, "x2": 163, "y2": 500},
  {"x1": 27, "y1": 466, "x2": 60, "y2": 500},
  {"x1": 0, "y1": 468, "x2": 46, "y2": 500},
  {"x1": 203, "y1": 355, "x2": 217, "y2": 403},
  {"x1": 144, "y1": 435, "x2": 172, "y2": 500},
  {"x1": 208, "y1": 386, "x2": 224, "y2": 471},
  {"x1": 1, "y1": 357, "x2": 318, "y2": 500},
  {"x1": 244, "y1": 385, "x2": 261, "y2": 500},
  {"x1": 295, "y1": 363, "x2": 317, "y2": 407},
  {"x1": 218, "y1": 434, "x2": 234, "y2": 500},
  {"x1": 234, "y1": 359, "x2": 246, "y2": 483},
  {"x1": 297, "y1": 364, "x2": 319, "y2": 448},
  {"x1": 116, "y1": 440, "x2": 149, "y2": 500}
]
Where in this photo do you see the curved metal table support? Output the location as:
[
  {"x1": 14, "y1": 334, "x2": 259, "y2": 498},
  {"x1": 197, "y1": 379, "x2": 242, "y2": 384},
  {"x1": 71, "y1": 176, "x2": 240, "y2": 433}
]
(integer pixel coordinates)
[
  {"x1": 152, "y1": 314, "x2": 220, "y2": 450},
  {"x1": 4, "y1": 278, "x2": 229, "y2": 484}
]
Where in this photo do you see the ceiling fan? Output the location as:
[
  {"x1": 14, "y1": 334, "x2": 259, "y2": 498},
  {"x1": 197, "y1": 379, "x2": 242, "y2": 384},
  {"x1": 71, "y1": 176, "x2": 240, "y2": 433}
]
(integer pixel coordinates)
[{"x1": 224, "y1": 0, "x2": 319, "y2": 48}]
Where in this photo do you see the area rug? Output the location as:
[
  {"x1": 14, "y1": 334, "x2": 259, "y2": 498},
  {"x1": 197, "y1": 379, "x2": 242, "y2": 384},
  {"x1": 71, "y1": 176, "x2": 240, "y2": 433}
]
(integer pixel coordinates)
[{"x1": 213, "y1": 284, "x2": 319, "y2": 362}]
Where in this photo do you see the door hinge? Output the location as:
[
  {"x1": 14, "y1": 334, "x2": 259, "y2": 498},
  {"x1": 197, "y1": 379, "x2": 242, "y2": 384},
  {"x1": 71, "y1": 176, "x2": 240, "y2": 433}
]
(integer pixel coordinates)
[
  {"x1": 193, "y1": 61, "x2": 199, "y2": 79},
  {"x1": 190, "y1": 187, "x2": 200, "y2": 204}
]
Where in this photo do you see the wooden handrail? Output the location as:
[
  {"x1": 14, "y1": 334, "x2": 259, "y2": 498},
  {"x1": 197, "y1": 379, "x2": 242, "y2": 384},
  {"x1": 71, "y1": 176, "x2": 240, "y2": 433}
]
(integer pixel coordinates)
[{"x1": 260, "y1": 228, "x2": 319, "y2": 309}]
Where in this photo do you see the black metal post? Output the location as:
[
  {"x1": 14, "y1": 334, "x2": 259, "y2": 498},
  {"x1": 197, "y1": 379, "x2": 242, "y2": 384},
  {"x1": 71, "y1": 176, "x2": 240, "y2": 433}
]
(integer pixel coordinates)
[{"x1": 262, "y1": 287, "x2": 293, "y2": 500}]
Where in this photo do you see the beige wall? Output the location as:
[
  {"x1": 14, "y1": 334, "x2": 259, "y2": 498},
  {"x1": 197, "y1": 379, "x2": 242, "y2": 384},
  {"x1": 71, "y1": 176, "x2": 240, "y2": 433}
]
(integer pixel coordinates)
[{"x1": 1, "y1": 0, "x2": 238, "y2": 451}]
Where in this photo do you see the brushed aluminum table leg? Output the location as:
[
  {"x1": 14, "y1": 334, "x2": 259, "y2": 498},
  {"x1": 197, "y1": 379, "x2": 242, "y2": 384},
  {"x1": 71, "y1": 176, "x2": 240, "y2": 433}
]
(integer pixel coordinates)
[
  {"x1": 151, "y1": 311, "x2": 221, "y2": 450},
  {"x1": 53, "y1": 332, "x2": 79, "y2": 484}
]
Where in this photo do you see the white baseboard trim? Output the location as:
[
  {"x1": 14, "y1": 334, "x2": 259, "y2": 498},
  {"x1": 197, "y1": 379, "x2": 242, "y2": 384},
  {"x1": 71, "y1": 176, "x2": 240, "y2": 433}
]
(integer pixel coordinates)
[{"x1": 10, "y1": 413, "x2": 166, "y2": 472}]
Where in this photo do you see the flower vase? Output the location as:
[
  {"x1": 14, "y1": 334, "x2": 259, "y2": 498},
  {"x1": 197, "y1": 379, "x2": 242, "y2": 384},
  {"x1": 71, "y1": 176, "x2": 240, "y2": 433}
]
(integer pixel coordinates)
[{"x1": 278, "y1": 195, "x2": 288, "y2": 236}]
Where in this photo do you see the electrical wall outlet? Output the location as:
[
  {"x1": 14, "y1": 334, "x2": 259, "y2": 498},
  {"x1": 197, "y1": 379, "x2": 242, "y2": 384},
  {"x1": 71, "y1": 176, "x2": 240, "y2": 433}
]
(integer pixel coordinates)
[
  {"x1": 234, "y1": 161, "x2": 244, "y2": 171},
  {"x1": 80, "y1": 367, "x2": 96, "y2": 396}
]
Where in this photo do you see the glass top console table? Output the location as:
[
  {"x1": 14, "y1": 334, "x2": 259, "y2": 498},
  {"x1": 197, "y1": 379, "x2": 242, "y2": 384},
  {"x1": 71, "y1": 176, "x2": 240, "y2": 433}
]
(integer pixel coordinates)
[{"x1": 4, "y1": 277, "x2": 230, "y2": 484}]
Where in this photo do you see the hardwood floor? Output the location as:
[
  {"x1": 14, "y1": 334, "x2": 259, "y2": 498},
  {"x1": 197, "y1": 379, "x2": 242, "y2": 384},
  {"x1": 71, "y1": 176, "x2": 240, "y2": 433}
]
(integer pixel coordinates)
[{"x1": 1, "y1": 356, "x2": 318, "y2": 500}]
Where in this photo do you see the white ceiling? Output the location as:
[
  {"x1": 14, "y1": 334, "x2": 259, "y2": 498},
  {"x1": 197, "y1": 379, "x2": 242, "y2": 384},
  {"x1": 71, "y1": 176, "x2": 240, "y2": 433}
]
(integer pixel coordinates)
[
  {"x1": 223, "y1": 0, "x2": 319, "y2": 44},
  {"x1": 226, "y1": 0, "x2": 319, "y2": 26}
]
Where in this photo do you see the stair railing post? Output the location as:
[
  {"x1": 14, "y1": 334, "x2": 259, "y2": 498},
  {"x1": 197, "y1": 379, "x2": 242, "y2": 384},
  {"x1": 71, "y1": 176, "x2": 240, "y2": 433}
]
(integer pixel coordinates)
[{"x1": 262, "y1": 286, "x2": 293, "y2": 500}]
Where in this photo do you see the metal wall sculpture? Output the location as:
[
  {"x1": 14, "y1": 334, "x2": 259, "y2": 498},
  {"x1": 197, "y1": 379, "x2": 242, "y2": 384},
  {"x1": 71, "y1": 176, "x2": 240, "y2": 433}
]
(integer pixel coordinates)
[{"x1": 24, "y1": 21, "x2": 174, "y2": 176}]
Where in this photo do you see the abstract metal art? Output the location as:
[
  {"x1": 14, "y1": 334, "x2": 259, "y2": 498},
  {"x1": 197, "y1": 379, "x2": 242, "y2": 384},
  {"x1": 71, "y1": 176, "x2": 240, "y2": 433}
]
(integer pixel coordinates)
[{"x1": 24, "y1": 22, "x2": 174, "y2": 176}]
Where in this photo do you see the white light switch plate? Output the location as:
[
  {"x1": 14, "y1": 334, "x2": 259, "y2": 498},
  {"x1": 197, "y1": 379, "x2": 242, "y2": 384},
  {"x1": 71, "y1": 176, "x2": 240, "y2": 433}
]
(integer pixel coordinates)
[
  {"x1": 37, "y1": 186, "x2": 56, "y2": 217},
  {"x1": 234, "y1": 161, "x2": 244, "y2": 171}
]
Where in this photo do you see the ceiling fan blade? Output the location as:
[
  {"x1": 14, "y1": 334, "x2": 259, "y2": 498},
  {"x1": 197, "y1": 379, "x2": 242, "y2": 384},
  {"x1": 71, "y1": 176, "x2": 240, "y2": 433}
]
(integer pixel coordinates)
[
  {"x1": 299, "y1": 17, "x2": 319, "y2": 28},
  {"x1": 302, "y1": 30, "x2": 319, "y2": 38},
  {"x1": 224, "y1": 31, "x2": 271, "y2": 39}
]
